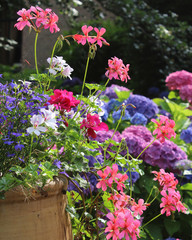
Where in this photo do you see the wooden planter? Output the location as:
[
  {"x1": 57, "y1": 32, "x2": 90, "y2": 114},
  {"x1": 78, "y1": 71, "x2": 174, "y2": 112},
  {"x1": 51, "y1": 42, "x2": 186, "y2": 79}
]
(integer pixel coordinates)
[{"x1": 0, "y1": 179, "x2": 73, "y2": 240}]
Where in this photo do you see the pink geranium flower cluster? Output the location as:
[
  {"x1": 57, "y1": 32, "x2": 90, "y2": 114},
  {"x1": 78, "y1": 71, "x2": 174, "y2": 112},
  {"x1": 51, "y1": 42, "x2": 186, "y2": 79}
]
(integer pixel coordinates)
[
  {"x1": 14, "y1": 6, "x2": 60, "y2": 33},
  {"x1": 151, "y1": 115, "x2": 176, "y2": 143},
  {"x1": 73, "y1": 25, "x2": 109, "y2": 47},
  {"x1": 152, "y1": 169, "x2": 187, "y2": 216},
  {"x1": 105, "y1": 56, "x2": 131, "y2": 83},
  {"x1": 48, "y1": 89, "x2": 80, "y2": 112},
  {"x1": 96, "y1": 164, "x2": 128, "y2": 191},
  {"x1": 165, "y1": 70, "x2": 192, "y2": 103},
  {"x1": 80, "y1": 113, "x2": 108, "y2": 139}
]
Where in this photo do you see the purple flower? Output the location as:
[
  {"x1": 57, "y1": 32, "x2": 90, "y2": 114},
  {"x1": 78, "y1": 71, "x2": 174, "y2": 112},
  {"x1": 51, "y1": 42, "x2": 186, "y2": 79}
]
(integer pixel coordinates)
[
  {"x1": 124, "y1": 94, "x2": 159, "y2": 120},
  {"x1": 180, "y1": 127, "x2": 192, "y2": 143},
  {"x1": 99, "y1": 84, "x2": 130, "y2": 99},
  {"x1": 14, "y1": 143, "x2": 25, "y2": 151},
  {"x1": 53, "y1": 160, "x2": 62, "y2": 169}
]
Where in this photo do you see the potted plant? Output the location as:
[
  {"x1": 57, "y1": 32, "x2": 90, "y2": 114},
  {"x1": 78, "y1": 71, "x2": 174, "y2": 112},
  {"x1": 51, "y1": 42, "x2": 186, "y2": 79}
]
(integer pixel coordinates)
[{"x1": 0, "y1": 5, "x2": 190, "y2": 240}]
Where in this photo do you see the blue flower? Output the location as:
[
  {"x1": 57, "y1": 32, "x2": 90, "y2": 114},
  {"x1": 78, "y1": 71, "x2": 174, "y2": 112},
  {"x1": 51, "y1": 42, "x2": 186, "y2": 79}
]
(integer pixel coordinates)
[
  {"x1": 124, "y1": 94, "x2": 159, "y2": 120},
  {"x1": 112, "y1": 109, "x2": 131, "y2": 122},
  {"x1": 180, "y1": 127, "x2": 192, "y2": 143},
  {"x1": 15, "y1": 143, "x2": 25, "y2": 151},
  {"x1": 130, "y1": 112, "x2": 147, "y2": 125},
  {"x1": 53, "y1": 159, "x2": 62, "y2": 169},
  {"x1": 106, "y1": 99, "x2": 122, "y2": 113}
]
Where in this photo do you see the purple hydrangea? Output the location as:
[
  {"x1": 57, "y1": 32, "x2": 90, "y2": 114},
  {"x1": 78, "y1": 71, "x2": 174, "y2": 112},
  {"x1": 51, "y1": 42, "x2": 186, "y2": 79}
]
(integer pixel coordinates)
[
  {"x1": 99, "y1": 84, "x2": 130, "y2": 99},
  {"x1": 130, "y1": 113, "x2": 147, "y2": 126},
  {"x1": 124, "y1": 94, "x2": 159, "y2": 120},
  {"x1": 143, "y1": 139, "x2": 188, "y2": 171},
  {"x1": 180, "y1": 127, "x2": 192, "y2": 143}
]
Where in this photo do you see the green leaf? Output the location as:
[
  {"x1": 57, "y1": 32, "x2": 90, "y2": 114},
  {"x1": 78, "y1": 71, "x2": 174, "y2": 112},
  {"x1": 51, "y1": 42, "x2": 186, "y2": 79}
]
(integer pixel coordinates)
[
  {"x1": 180, "y1": 183, "x2": 192, "y2": 191},
  {"x1": 115, "y1": 90, "x2": 131, "y2": 101},
  {"x1": 164, "y1": 219, "x2": 180, "y2": 236},
  {"x1": 102, "y1": 192, "x2": 114, "y2": 211},
  {"x1": 85, "y1": 83, "x2": 106, "y2": 91}
]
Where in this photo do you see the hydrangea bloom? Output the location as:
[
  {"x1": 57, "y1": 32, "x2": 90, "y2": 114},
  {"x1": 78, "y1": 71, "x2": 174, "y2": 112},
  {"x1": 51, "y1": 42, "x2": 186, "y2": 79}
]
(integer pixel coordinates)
[
  {"x1": 99, "y1": 84, "x2": 130, "y2": 99},
  {"x1": 143, "y1": 139, "x2": 188, "y2": 171},
  {"x1": 130, "y1": 112, "x2": 148, "y2": 126},
  {"x1": 112, "y1": 109, "x2": 131, "y2": 122},
  {"x1": 106, "y1": 99, "x2": 122, "y2": 113},
  {"x1": 124, "y1": 94, "x2": 159, "y2": 120},
  {"x1": 165, "y1": 70, "x2": 192, "y2": 91},
  {"x1": 180, "y1": 127, "x2": 192, "y2": 143},
  {"x1": 179, "y1": 85, "x2": 192, "y2": 103}
]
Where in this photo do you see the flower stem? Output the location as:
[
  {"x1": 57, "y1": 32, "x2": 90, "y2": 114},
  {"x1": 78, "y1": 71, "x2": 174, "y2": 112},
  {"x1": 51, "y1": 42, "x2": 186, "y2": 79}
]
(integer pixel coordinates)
[
  {"x1": 80, "y1": 55, "x2": 90, "y2": 100},
  {"x1": 142, "y1": 213, "x2": 162, "y2": 229},
  {"x1": 34, "y1": 32, "x2": 39, "y2": 75},
  {"x1": 136, "y1": 137, "x2": 156, "y2": 159}
]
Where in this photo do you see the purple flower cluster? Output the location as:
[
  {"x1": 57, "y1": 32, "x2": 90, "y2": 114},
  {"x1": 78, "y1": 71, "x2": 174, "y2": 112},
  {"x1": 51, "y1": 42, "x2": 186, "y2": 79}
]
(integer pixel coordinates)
[
  {"x1": 99, "y1": 84, "x2": 130, "y2": 99},
  {"x1": 123, "y1": 94, "x2": 159, "y2": 120},
  {"x1": 180, "y1": 127, "x2": 192, "y2": 143},
  {"x1": 0, "y1": 80, "x2": 49, "y2": 171}
]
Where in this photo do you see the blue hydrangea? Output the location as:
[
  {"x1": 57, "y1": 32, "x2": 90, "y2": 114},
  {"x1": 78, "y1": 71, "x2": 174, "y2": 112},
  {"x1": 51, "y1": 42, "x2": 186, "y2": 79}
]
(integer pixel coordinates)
[
  {"x1": 112, "y1": 109, "x2": 131, "y2": 122},
  {"x1": 106, "y1": 99, "x2": 122, "y2": 113},
  {"x1": 130, "y1": 112, "x2": 147, "y2": 125},
  {"x1": 124, "y1": 94, "x2": 159, "y2": 120},
  {"x1": 180, "y1": 127, "x2": 192, "y2": 143}
]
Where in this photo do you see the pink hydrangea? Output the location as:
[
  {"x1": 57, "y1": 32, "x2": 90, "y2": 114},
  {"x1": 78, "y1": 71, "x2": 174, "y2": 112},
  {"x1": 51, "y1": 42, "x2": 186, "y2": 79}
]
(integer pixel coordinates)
[
  {"x1": 179, "y1": 84, "x2": 192, "y2": 103},
  {"x1": 165, "y1": 70, "x2": 192, "y2": 91}
]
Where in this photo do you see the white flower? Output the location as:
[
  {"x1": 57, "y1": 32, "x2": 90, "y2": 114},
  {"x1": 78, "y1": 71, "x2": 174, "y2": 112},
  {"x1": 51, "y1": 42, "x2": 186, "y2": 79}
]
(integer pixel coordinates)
[
  {"x1": 27, "y1": 114, "x2": 47, "y2": 136},
  {"x1": 61, "y1": 65, "x2": 74, "y2": 79},
  {"x1": 40, "y1": 108, "x2": 58, "y2": 130}
]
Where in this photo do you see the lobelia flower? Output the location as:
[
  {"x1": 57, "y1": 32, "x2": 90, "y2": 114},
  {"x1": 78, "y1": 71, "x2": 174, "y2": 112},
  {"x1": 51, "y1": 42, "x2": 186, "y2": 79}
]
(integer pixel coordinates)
[
  {"x1": 80, "y1": 113, "x2": 108, "y2": 139},
  {"x1": 27, "y1": 114, "x2": 47, "y2": 136},
  {"x1": 151, "y1": 115, "x2": 176, "y2": 143},
  {"x1": 105, "y1": 56, "x2": 131, "y2": 83}
]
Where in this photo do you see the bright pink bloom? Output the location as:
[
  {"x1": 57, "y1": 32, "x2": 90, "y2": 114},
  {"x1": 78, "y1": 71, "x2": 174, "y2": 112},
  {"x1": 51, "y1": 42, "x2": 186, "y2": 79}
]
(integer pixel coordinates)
[
  {"x1": 131, "y1": 199, "x2": 147, "y2": 217},
  {"x1": 96, "y1": 167, "x2": 111, "y2": 191},
  {"x1": 48, "y1": 89, "x2": 80, "y2": 112},
  {"x1": 90, "y1": 27, "x2": 109, "y2": 47},
  {"x1": 105, "y1": 56, "x2": 131, "y2": 83},
  {"x1": 105, "y1": 213, "x2": 121, "y2": 240},
  {"x1": 151, "y1": 115, "x2": 176, "y2": 143},
  {"x1": 73, "y1": 25, "x2": 93, "y2": 45},
  {"x1": 80, "y1": 113, "x2": 108, "y2": 138},
  {"x1": 152, "y1": 169, "x2": 178, "y2": 190},
  {"x1": 43, "y1": 12, "x2": 60, "y2": 33},
  {"x1": 14, "y1": 8, "x2": 32, "y2": 30},
  {"x1": 15, "y1": 6, "x2": 59, "y2": 33}
]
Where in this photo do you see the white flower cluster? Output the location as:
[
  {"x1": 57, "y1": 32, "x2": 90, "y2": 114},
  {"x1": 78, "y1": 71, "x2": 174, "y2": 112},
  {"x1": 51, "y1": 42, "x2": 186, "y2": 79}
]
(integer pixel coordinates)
[{"x1": 47, "y1": 56, "x2": 74, "y2": 79}]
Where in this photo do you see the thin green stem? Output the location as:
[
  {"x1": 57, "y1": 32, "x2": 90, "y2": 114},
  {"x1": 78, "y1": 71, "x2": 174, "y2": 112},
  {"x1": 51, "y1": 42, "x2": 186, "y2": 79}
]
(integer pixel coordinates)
[
  {"x1": 28, "y1": 135, "x2": 34, "y2": 162},
  {"x1": 141, "y1": 213, "x2": 162, "y2": 229},
  {"x1": 80, "y1": 55, "x2": 90, "y2": 99},
  {"x1": 34, "y1": 32, "x2": 39, "y2": 75},
  {"x1": 136, "y1": 137, "x2": 156, "y2": 159}
]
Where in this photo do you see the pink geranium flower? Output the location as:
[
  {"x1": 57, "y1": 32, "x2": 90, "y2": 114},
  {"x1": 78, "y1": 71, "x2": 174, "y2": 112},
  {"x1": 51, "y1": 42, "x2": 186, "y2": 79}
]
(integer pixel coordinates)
[
  {"x1": 131, "y1": 199, "x2": 147, "y2": 217},
  {"x1": 14, "y1": 8, "x2": 32, "y2": 30},
  {"x1": 90, "y1": 27, "x2": 109, "y2": 47},
  {"x1": 73, "y1": 25, "x2": 93, "y2": 45},
  {"x1": 80, "y1": 113, "x2": 108, "y2": 138},
  {"x1": 48, "y1": 89, "x2": 80, "y2": 112},
  {"x1": 151, "y1": 115, "x2": 176, "y2": 143},
  {"x1": 105, "y1": 56, "x2": 131, "y2": 83}
]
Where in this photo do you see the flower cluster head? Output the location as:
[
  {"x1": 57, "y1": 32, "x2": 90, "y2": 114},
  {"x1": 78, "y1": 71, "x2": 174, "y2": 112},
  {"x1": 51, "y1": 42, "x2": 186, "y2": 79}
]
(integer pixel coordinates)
[
  {"x1": 96, "y1": 164, "x2": 128, "y2": 192},
  {"x1": 47, "y1": 56, "x2": 73, "y2": 79},
  {"x1": 80, "y1": 113, "x2": 108, "y2": 139},
  {"x1": 124, "y1": 94, "x2": 159, "y2": 120},
  {"x1": 180, "y1": 126, "x2": 192, "y2": 143},
  {"x1": 48, "y1": 89, "x2": 80, "y2": 112},
  {"x1": 151, "y1": 115, "x2": 176, "y2": 143},
  {"x1": 99, "y1": 84, "x2": 130, "y2": 99},
  {"x1": 14, "y1": 6, "x2": 60, "y2": 33},
  {"x1": 105, "y1": 56, "x2": 131, "y2": 83},
  {"x1": 73, "y1": 25, "x2": 109, "y2": 47},
  {"x1": 152, "y1": 169, "x2": 187, "y2": 216},
  {"x1": 165, "y1": 70, "x2": 192, "y2": 104}
]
